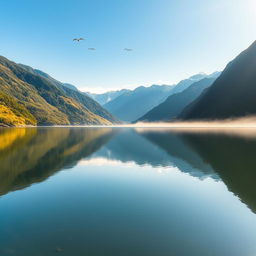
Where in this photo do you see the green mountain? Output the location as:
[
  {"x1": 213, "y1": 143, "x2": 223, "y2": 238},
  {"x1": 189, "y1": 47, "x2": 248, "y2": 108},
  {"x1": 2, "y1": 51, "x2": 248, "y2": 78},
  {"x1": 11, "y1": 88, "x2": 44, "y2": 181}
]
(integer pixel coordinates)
[
  {"x1": 0, "y1": 56, "x2": 117, "y2": 126},
  {"x1": 19, "y1": 62, "x2": 117, "y2": 123},
  {"x1": 180, "y1": 41, "x2": 256, "y2": 120},
  {"x1": 137, "y1": 76, "x2": 219, "y2": 122}
]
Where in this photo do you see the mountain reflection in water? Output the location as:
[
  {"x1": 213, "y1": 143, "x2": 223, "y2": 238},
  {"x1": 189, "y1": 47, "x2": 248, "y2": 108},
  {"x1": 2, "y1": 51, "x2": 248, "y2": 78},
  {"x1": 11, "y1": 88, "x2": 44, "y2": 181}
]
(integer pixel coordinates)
[
  {"x1": 1, "y1": 127, "x2": 256, "y2": 256},
  {"x1": 0, "y1": 127, "x2": 256, "y2": 213},
  {"x1": 0, "y1": 127, "x2": 115, "y2": 196}
]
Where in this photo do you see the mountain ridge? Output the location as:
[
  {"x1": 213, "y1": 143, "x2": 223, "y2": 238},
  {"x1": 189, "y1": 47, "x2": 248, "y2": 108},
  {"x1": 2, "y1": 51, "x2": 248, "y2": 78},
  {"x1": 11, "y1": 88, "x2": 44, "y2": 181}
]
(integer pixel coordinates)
[
  {"x1": 0, "y1": 56, "x2": 117, "y2": 126},
  {"x1": 137, "y1": 73, "x2": 220, "y2": 122},
  {"x1": 101, "y1": 73, "x2": 212, "y2": 122},
  {"x1": 103, "y1": 84, "x2": 174, "y2": 122},
  {"x1": 179, "y1": 41, "x2": 256, "y2": 120}
]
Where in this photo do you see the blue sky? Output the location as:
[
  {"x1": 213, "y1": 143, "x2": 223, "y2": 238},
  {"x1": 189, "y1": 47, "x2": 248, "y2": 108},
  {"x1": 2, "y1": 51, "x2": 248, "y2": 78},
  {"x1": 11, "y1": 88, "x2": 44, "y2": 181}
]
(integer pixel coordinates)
[{"x1": 1, "y1": 0, "x2": 256, "y2": 92}]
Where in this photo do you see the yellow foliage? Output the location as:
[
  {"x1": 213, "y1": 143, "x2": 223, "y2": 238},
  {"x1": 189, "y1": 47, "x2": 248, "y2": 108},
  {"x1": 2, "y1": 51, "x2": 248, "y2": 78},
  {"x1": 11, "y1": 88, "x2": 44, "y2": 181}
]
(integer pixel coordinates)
[{"x1": 0, "y1": 104, "x2": 28, "y2": 126}]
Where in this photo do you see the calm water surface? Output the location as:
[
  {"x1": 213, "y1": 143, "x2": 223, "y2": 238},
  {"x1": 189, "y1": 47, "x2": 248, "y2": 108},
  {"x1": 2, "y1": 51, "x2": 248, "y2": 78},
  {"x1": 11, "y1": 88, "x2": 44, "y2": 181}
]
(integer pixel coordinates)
[{"x1": 1, "y1": 127, "x2": 256, "y2": 256}]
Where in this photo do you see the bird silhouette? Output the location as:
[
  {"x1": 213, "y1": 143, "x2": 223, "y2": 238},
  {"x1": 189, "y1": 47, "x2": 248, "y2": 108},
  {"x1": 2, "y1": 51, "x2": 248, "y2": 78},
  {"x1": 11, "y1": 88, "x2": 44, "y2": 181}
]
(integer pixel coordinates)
[
  {"x1": 71, "y1": 38, "x2": 134, "y2": 52},
  {"x1": 73, "y1": 38, "x2": 84, "y2": 42},
  {"x1": 124, "y1": 48, "x2": 133, "y2": 51}
]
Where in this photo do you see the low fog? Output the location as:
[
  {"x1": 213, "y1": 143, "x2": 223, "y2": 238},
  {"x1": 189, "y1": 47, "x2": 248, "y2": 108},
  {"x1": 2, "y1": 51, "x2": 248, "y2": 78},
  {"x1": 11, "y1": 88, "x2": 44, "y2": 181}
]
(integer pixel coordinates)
[{"x1": 133, "y1": 117, "x2": 256, "y2": 128}]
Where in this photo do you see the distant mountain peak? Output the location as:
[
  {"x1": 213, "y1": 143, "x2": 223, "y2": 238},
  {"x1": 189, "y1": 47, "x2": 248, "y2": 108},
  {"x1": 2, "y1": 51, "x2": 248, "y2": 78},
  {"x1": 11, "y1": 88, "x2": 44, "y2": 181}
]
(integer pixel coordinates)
[{"x1": 189, "y1": 72, "x2": 207, "y2": 80}]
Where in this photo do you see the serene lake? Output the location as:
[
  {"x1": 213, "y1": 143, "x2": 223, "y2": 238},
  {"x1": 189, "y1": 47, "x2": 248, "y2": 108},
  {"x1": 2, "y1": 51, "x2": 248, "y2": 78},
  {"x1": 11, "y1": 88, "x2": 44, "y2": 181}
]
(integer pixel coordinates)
[{"x1": 1, "y1": 127, "x2": 256, "y2": 256}]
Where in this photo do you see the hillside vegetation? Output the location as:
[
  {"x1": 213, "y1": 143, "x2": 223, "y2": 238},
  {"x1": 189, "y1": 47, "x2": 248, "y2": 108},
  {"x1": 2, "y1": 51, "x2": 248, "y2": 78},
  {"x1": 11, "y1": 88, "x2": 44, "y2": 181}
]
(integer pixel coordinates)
[
  {"x1": 0, "y1": 56, "x2": 116, "y2": 126},
  {"x1": 0, "y1": 91, "x2": 36, "y2": 126},
  {"x1": 20, "y1": 64, "x2": 117, "y2": 123}
]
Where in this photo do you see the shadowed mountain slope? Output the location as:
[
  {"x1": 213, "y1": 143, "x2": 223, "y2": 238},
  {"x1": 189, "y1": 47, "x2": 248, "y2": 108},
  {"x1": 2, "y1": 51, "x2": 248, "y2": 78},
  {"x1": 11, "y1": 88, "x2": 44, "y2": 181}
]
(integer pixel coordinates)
[
  {"x1": 137, "y1": 76, "x2": 218, "y2": 122},
  {"x1": 180, "y1": 41, "x2": 256, "y2": 120}
]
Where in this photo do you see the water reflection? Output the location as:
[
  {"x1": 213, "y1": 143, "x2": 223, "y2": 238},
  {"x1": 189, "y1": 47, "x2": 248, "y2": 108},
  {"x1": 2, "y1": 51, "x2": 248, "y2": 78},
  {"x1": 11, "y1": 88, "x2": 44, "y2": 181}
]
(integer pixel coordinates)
[
  {"x1": 137, "y1": 128, "x2": 256, "y2": 213},
  {"x1": 1, "y1": 127, "x2": 256, "y2": 256},
  {"x1": 178, "y1": 130, "x2": 256, "y2": 213},
  {"x1": 1, "y1": 127, "x2": 256, "y2": 214},
  {"x1": 0, "y1": 127, "x2": 115, "y2": 196}
]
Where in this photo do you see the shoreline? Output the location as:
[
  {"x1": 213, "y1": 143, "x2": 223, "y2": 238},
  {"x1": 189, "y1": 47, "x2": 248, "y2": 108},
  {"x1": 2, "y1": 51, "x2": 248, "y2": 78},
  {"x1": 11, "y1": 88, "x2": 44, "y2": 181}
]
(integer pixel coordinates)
[
  {"x1": 4, "y1": 125, "x2": 256, "y2": 129},
  {"x1": 3, "y1": 117, "x2": 256, "y2": 129}
]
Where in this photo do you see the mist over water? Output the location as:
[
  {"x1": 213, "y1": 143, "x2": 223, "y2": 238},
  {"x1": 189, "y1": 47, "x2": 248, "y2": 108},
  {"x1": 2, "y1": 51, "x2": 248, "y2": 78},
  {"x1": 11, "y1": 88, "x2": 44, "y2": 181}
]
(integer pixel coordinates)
[{"x1": 134, "y1": 116, "x2": 256, "y2": 128}]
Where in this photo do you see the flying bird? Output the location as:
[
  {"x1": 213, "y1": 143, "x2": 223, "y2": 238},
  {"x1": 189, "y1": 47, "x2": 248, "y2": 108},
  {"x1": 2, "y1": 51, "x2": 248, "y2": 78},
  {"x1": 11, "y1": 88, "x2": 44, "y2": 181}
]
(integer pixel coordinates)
[
  {"x1": 124, "y1": 48, "x2": 133, "y2": 51},
  {"x1": 73, "y1": 38, "x2": 85, "y2": 42},
  {"x1": 88, "y1": 48, "x2": 96, "y2": 50}
]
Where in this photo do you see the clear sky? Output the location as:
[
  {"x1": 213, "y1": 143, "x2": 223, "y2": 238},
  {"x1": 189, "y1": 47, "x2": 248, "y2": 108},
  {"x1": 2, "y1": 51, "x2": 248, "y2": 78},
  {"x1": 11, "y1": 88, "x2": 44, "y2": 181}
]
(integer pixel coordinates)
[{"x1": 1, "y1": 0, "x2": 256, "y2": 93}]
